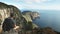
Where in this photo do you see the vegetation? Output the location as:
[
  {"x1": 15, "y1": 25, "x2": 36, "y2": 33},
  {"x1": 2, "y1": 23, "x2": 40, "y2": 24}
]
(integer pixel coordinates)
[{"x1": 0, "y1": 2, "x2": 60, "y2": 34}]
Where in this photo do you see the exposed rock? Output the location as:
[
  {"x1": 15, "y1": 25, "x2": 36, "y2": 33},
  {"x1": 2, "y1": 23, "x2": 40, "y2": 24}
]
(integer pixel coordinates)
[
  {"x1": 31, "y1": 27, "x2": 58, "y2": 34},
  {"x1": 22, "y1": 10, "x2": 40, "y2": 20},
  {"x1": 0, "y1": 2, "x2": 22, "y2": 24},
  {"x1": 0, "y1": 2, "x2": 22, "y2": 34},
  {"x1": 22, "y1": 11, "x2": 40, "y2": 29},
  {"x1": 40, "y1": 27, "x2": 57, "y2": 34},
  {"x1": 0, "y1": 14, "x2": 2, "y2": 25}
]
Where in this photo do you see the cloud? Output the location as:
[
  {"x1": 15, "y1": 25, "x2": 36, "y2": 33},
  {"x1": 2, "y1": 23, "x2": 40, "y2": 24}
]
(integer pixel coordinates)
[
  {"x1": 46, "y1": 5, "x2": 60, "y2": 10},
  {"x1": 13, "y1": 0, "x2": 52, "y2": 4},
  {"x1": 13, "y1": 0, "x2": 20, "y2": 2},
  {"x1": 25, "y1": 0, "x2": 52, "y2": 4},
  {"x1": 34, "y1": 0, "x2": 41, "y2": 3},
  {"x1": 3, "y1": 0, "x2": 58, "y2": 10},
  {"x1": 24, "y1": 0, "x2": 33, "y2": 4},
  {"x1": 15, "y1": 4, "x2": 60, "y2": 10}
]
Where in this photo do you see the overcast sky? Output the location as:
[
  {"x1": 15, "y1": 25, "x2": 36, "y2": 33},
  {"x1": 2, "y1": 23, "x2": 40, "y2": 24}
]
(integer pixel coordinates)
[{"x1": 0, "y1": 0, "x2": 60, "y2": 10}]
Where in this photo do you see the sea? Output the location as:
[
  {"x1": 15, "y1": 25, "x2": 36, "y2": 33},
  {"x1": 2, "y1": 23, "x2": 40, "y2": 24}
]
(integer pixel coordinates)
[{"x1": 33, "y1": 10, "x2": 60, "y2": 32}]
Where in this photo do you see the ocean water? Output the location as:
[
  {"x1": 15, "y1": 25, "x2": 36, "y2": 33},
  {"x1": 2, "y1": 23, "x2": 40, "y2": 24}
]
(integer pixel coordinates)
[{"x1": 33, "y1": 10, "x2": 60, "y2": 32}]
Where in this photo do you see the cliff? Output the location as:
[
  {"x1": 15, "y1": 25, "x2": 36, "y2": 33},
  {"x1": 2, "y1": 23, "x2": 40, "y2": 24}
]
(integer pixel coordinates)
[
  {"x1": 22, "y1": 11, "x2": 40, "y2": 29},
  {"x1": 0, "y1": 2, "x2": 22, "y2": 33}
]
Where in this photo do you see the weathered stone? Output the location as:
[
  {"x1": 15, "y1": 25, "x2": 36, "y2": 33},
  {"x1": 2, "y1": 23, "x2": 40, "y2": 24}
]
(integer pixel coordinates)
[{"x1": 0, "y1": 2, "x2": 22, "y2": 34}]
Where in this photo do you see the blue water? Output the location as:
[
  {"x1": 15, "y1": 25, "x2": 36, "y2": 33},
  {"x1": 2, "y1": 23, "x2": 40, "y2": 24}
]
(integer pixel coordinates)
[{"x1": 33, "y1": 10, "x2": 60, "y2": 32}]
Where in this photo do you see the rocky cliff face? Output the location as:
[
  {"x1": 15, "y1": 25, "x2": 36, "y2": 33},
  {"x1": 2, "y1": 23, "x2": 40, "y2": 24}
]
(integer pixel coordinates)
[
  {"x1": 0, "y1": 2, "x2": 22, "y2": 33},
  {"x1": 22, "y1": 11, "x2": 40, "y2": 29},
  {"x1": 0, "y1": 2, "x2": 22, "y2": 24},
  {"x1": 22, "y1": 11, "x2": 40, "y2": 20}
]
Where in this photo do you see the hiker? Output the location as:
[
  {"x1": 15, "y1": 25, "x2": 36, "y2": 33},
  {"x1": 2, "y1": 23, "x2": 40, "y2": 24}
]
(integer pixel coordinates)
[{"x1": 2, "y1": 13, "x2": 17, "y2": 32}]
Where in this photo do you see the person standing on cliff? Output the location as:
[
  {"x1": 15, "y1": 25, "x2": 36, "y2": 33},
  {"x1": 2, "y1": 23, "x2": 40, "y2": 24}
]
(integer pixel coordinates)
[{"x1": 2, "y1": 13, "x2": 17, "y2": 33}]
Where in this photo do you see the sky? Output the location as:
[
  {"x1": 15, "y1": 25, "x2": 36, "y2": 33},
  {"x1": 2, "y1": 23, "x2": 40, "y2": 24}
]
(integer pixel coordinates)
[{"x1": 0, "y1": 0, "x2": 60, "y2": 10}]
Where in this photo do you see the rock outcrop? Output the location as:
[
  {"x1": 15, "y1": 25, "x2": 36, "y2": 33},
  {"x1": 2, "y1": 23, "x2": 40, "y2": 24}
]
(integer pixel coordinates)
[
  {"x1": 32, "y1": 27, "x2": 57, "y2": 34},
  {"x1": 22, "y1": 11, "x2": 40, "y2": 29},
  {"x1": 22, "y1": 10, "x2": 40, "y2": 20},
  {"x1": 41, "y1": 27, "x2": 57, "y2": 34},
  {"x1": 0, "y1": 2, "x2": 22, "y2": 34}
]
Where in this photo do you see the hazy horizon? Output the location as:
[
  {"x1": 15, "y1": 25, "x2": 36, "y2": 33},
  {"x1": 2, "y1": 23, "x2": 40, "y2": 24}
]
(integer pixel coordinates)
[{"x1": 0, "y1": 0, "x2": 60, "y2": 10}]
